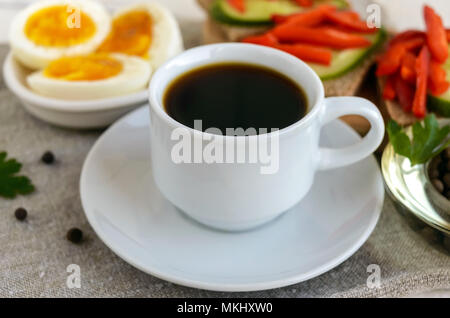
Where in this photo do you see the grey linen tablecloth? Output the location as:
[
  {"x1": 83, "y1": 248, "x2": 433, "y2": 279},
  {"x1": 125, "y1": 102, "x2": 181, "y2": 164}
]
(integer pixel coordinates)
[{"x1": 0, "y1": 41, "x2": 449, "y2": 298}]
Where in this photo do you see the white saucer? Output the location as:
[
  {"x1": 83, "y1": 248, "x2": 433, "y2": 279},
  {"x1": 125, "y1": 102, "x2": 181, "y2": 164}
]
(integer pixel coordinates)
[{"x1": 80, "y1": 106, "x2": 384, "y2": 292}]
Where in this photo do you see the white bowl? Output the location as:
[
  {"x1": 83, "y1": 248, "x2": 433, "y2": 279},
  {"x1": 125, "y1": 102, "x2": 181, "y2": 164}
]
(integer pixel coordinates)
[{"x1": 3, "y1": 52, "x2": 148, "y2": 129}]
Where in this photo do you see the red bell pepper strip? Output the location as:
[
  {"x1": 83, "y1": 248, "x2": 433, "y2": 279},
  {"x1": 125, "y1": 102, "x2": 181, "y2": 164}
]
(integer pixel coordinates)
[
  {"x1": 272, "y1": 14, "x2": 293, "y2": 25},
  {"x1": 447, "y1": 29, "x2": 450, "y2": 42},
  {"x1": 424, "y1": 5, "x2": 448, "y2": 63},
  {"x1": 241, "y1": 33, "x2": 278, "y2": 46},
  {"x1": 272, "y1": 25, "x2": 371, "y2": 49},
  {"x1": 399, "y1": 37, "x2": 426, "y2": 50},
  {"x1": 394, "y1": 75, "x2": 415, "y2": 112},
  {"x1": 324, "y1": 10, "x2": 377, "y2": 33},
  {"x1": 273, "y1": 43, "x2": 333, "y2": 65},
  {"x1": 271, "y1": 5, "x2": 335, "y2": 26},
  {"x1": 376, "y1": 37, "x2": 425, "y2": 76},
  {"x1": 382, "y1": 75, "x2": 396, "y2": 100},
  {"x1": 429, "y1": 60, "x2": 450, "y2": 95},
  {"x1": 412, "y1": 45, "x2": 430, "y2": 118},
  {"x1": 295, "y1": 0, "x2": 313, "y2": 7},
  {"x1": 271, "y1": 14, "x2": 292, "y2": 25},
  {"x1": 227, "y1": 0, "x2": 245, "y2": 13},
  {"x1": 241, "y1": 33, "x2": 332, "y2": 65},
  {"x1": 389, "y1": 30, "x2": 425, "y2": 47},
  {"x1": 400, "y1": 51, "x2": 417, "y2": 85},
  {"x1": 337, "y1": 11, "x2": 361, "y2": 22}
]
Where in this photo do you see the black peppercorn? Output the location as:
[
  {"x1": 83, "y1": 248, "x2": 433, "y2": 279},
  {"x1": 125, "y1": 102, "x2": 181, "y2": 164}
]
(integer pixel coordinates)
[
  {"x1": 446, "y1": 160, "x2": 450, "y2": 172},
  {"x1": 443, "y1": 147, "x2": 450, "y2": 160},
  {"x1": 445, "y1": 190, "x2": 450, "y2": 200},
  {"x1": 66, "y1": 228, "x2": 83, "y2": 244},
  {"x1": 434, "y1": 156, "x2": 442, "y2": 166},
  {"x1": 429, "y1": 155, "x2": 450, "y2": 198},
  {"x1": 432, "y1": 178, "x2": 445, "y2": 193},
  {"x1": 429, "y1": 168, "x2": 440, "y2": 179},
  {"x1": 14, "y1": 208, "x2": 27, "y2": 221},
  {"x1": 443, "y1": 173, "x2": 450, "y2": 188},
  {"x1": 41, "y1": 151, "x2": 55, "y2": 164}
]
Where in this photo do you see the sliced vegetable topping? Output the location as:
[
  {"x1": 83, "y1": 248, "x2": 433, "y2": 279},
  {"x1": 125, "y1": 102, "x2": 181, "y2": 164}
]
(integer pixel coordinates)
[
  {"x1": 323, "y1": 10, "x2": 377, "y2": 33},
  {"x1": 242, "y1": 4, "x2": 384, "y2": 77},
  {"x1": 412, "y1": 45, "x2": 430, "y2": 118},
  {"x1": 429, "y1": 60, "x2": 450, "y2": 95},
  {"x1": 295, "y1": 0, "x2": 313, "y2": 7},
  {"x1": 274, "y1": 43, "x2": 333, "y2": 64},
  {"x1": 382, "y1": 75, "x2": 396, "y2": 100},
  {"x1": 241, "y1": 33, "x2": 278, "y2": 46},
  {"x1": 271, "y1": 4, "x2": 334, "y2": 25},
  {"x1": 389, "y1": 30, "x2": 425, "y2": 46},
  {"x1": 394, "y1": 75, "x2": 414, "y2": 112},
  {"x1": 378, "y1": 5, "x2": 450, "y2": 121},
  {"x1": 400, "y1": 51, "x2": 417, "y2": 85},
  {"x1": 308, "y1": 31, "x2": 385, "y2": 80},
  {"x1": 212, "y1": 0, "x2": 348, "y2": 26},
  {"x1": 272, "y1": 25, "x2": 371, "y2": 49},
  {"x1": 376, "y1": 37, "x2": 424, "y2": 76},
  {"x1": 424, "y1": 5, "x2": 448, "y2": 63},
  {"x1": 227, "y1": 0, "x2": 245, "y2": 13},
  {"x1": 242, "y1": 32, "x2": 332, "y2": 65}
]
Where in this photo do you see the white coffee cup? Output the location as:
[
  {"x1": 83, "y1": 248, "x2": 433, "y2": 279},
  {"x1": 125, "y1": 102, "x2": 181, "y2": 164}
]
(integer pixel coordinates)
[{"x1": 149, "y1": 43, "x2": 384, "y2": 231}]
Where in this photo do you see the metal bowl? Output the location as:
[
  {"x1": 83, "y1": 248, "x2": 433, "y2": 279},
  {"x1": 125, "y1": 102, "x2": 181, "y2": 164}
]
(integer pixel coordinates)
[{"x1": 381, "y1": 119, "x2": 450, "y2": 235}]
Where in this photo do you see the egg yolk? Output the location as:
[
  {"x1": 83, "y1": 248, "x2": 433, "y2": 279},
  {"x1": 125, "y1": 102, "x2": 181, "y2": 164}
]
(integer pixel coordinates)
[
  {"x1": 25, "y1": 5, "x2": 96, "y2": 47},
  {"x1": 44, "y1": 54, "x2": 123, "y2": 81},
  {"x1": 97, "y1": 10, "x2": 152, "y2": 57}
]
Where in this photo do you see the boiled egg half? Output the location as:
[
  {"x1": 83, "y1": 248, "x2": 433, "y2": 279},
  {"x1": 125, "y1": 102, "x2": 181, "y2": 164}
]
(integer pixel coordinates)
[
  {"x1": 10, "y1": 0, "x2": 110, "y2": 69},
  {"x1": 96, "y1": 2, "x2": 183, "y2": 69},
  {"x1": 27, "y1": 53, "x2": 152, "y2": 100}
]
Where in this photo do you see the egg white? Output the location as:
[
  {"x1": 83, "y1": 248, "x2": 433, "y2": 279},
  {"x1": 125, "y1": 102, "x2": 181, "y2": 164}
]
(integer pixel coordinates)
[
  {"x1": 112, "y1": 2, "x2": 184, "y2": 69},
  {"x1": 10, "y1": 0, "x2": 111, "y2": 70},
  {"x1": 26, "y1": 53, "x2": 152, "y2": 100}
]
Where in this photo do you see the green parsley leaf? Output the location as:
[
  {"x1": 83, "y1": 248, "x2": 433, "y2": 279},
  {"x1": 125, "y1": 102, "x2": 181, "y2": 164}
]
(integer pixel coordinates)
[
  {"x1": 387, "y1": 114, "x2": 450, "y2": 166},
  {"x1": 0, "y1": 152, "x2": 35, "y2": 199}
]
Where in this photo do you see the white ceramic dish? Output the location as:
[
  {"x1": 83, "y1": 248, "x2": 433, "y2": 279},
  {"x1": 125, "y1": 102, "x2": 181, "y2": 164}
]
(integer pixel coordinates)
[
  {"x1": 80, "y1": 106, "x2": 384, "y2": 292},
  {"x1": 3, "y1": 53, "x2": 148, "y2": 129}
]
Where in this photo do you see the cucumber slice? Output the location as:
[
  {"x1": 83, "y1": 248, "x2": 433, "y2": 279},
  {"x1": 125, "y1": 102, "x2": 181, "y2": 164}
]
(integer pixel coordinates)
[
  {"x1": 428, "y1": 48, "x2": 450, "y2": 117},
  {"x1": 211, "y1": 0, "x2": 348, "y2": 26},
  {"x1": 309, "y1": 29, "x2": 386, "y2": 80}
]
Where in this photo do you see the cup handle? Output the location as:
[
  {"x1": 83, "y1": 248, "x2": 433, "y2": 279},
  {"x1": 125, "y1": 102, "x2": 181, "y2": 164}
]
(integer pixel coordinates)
[{"x1": 318, "y1": 97, "x2": 385, "y2": 171}]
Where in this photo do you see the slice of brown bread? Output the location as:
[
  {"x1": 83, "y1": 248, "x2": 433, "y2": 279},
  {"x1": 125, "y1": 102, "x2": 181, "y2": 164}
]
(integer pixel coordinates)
[
  {"x1": 203, "y1": 18, "x2": 270, "y2": 42},
  {"x1": 197, "y1": 0, "x2": 214, "y2": 10},
  {"x1": 384, "y1": 100, "x2": 418, "y2": 126}
]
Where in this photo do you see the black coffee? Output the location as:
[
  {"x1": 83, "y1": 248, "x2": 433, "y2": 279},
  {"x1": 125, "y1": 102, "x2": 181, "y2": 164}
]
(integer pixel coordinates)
[{"x1": 164, "y1": 63, "x2": 307, "y2": 135}]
